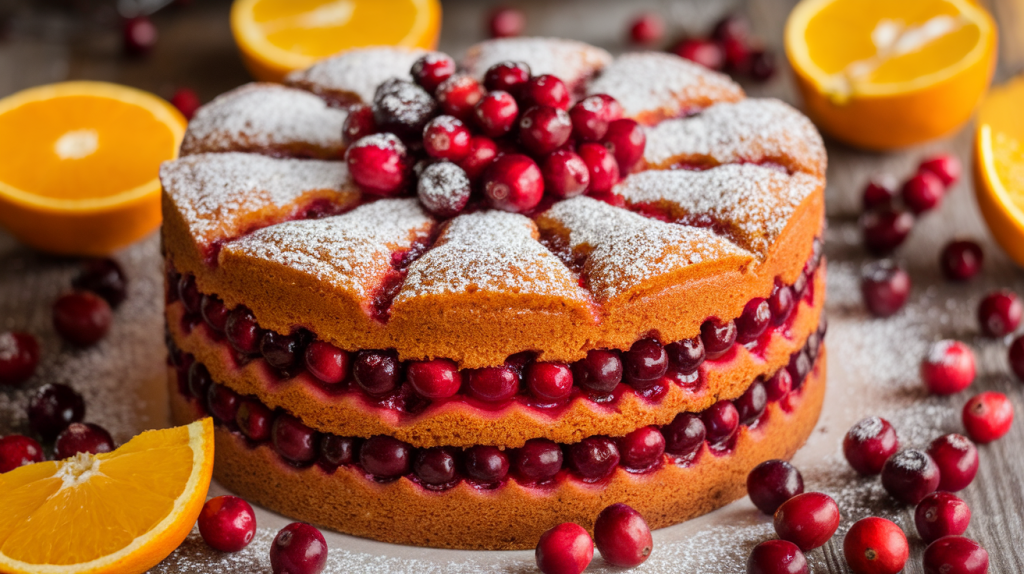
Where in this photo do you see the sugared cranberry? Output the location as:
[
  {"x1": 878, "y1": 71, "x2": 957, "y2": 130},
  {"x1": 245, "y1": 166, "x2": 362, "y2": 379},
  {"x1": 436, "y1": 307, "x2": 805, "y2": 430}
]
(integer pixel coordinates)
[
  {"x1": 345, "y1": 133, "x2": 409, "y2": 196},
  {"x1": 225, "y1": 307, "x2": 262, "y2": 356},
  {"x1": 407, "y1": 358, "x2": 461, "y2": 400},
  {"x1": 488, "y1": 6, "x2": 525, "y2": 38},
  {"x1": 342, "y1": 104, "x2": 377, "y2": 145},
  {"x1": 483, "y1": 61, "x2": 531, "y2": 95},
  {"x1": 198, "y1": 495, "x2": 257, "y2": 553},
  {"x1": 735, "y1": 380, "x2": 767, "y2": 425},
  {"x1": 272, "y1": 414, "x2": 318, "y2": 465},
  {"x1": 422, "y1": 115, "x2": 472, "y2": 162},
  {"x1": 881, "y1": 449, "x2": 940, "y2": 505},
  {"x1": 666, "y1": 337, "x2": 705, "y2": 374},
  {"x1": 200, "y1": 295, "x2": 228, "y2": 332},
  {"x1": 765, "y1": 369, "x2": 793, "y2": 402},
  {"x1": 602, "y1": 118, "x2": 646, "y2": 174},
  {"x1": 360, "y1": 435, "x2": 412, "y2": 479},
  {"x1": 919, "y1": 154, "x2": 962, "y2": 188},
  {"x1": 260, "y1": 331, "x2": 303, "y2": 372},
  {"x1": 569, "y1": 95, "x2": 623, "y2": 142},
  {"x1": 170, "y1": 87, "x2": 201, "y2": 120},
  {"x1": 747, "y1": 539, "x2": 808, "y2": 574},
  {"x1": 54, "y1": 422, "x2": 114, "y2": 458},
  {"x1": 463, "y1": 445, "x2": 509, "y2": 484},
  {"x1": 0, "y1": 331, "x2": 39, "y2": 386},
  {"x1": 473, "y1": 90, "x2": 519, "y2": 138},
  {"x1": 526, "y1": 362, "x2": 573, "y2": 403},
  {"x1": 736, "y1": 298, "x2": 771, "y2": 344},
  {"x1": 177, "y1": 274, "x2": 201, "y2": 314},
  {"x1": 769, "y1": 280, "x2": 796, "y2": 326},
  {"x1": 593, "y1": 503, "x2": 653, "y2": 568},
  {"x1": 542, "y1": 149, "x2": 590, "y2": 198},
  {"x1": 921, "y1": 340, "x2": 975, "y2": 395},
  {"x1": 123, "y1": 16, "x2": 157, "y2": 56},
  {"x1": 617, "y1": 426, "x2": 665, "y2": 470},
  {"x1": 521, "y1": 75, "x2": 571, "y2": 111},
  {"x1": 915, "y1": 492, "x2": 971, "y2": 544},
  {"x1": 206, "y1": 383, "x2": 240, "y2": 424},
  {"x1": 519, "y1": 105, "x2": 572, "y2": 155},
  {"x1": 466, "y1": 365, "x2": 519, "y2": 403},
  {"x1": 73, "y1": 258, "x2": 127, "y2": 308},
  {"x1": 568, "y1": 436, "x2": 619, "y2": 480},
  {"x1": 535, "y1": 522, "x2": 593, "y2": 574},
  {"x1": 53, "y1": 291, "x2": 112, "y2": 347},
  {"x1": 662, "y1": 412, "x2": 705, "y2": 458},
  {"x1": 0, "y1": 435, "x2": 44, "y2": 472},
  {"x1": 412, "y1": 447, "x2": 457, "y2": 486},
  {"x1": 270, "y1": 523, "x2": 327, "y2": 574},
  {"x1": 843, "y1": 517, "x2": 909, "y2": 574},
  {"x1": 572, "y1": 350, "x2": 622, "y2": 393},
  {"x1": 482, "y1": 153, "x2": 544, "y2": 213},
  {"x1": 977, "y1": 290, "x2": 1022, "y2": 337},
  {"x1": 673, "y1": 38, "x2": 725, "y2": 70},
  {"x1": 747, "y1": 459, "x2": 804, "y2": 515},
  {"x1": 577, "y1": 142, "x2": 619, "y2": 194},
  {"x1": 411, "y1": 53, "x2": 455, "y2": 94},
  {"x1": 372, "y1": 78, "x2": 436, "y2": 139},
  {"x1": 773, "y1": 492, "x2": 840, "y2": 551},
  {"x1": 319, "y1": 434, "x2": 356, "y2": 467},
  {"x1": 418, "y1": 161, "x2": 472, "y2": 218},
  {"x1": 927, "y1": 433, "x2": 978, "y2": 492},
  {"x1": 940, "y1": 240, "x2": 983, "y2": 281},
  {"x1": 458, "y1": 135, "x2": 498, "y2": 182},
  {"x1": 304, "y1": 341, "x2": 349, "y2": 385},
  {"x1": 352, "y1": 349, "x2": 401, "y2": 397},
  {"x1": 623, "y1": 338, "x2": 668, "y2": 390},
  {"x1": 843, "y1": 416, "x2": 899, "y2": 475},
  {"x1": 702, "y1": 401, "x2": 739, "y2": 445},
  {"x1": 922, "y1": 536, "x2": 988, "y2": 574},
  {"x1": 862, "y1": 175, "x2": 899, "y2": 212},
  {"x1": 629, "y1": 13, "x2": 664, "y2": 45},
  {"x1": 27, "y1": 383, "x2": 85, "y2": 440},
  {"x1": 902, "y1": 171, "x2": 945, "y2": 214},
  {"x1": 962, "y1": 391, "x2": 1013, "y2": 443},
  {"x1": 861, "y1": 209, "x2": 915, "y2": 255},
  {"x1": 514, "y1": 438, "x2": 563, "y2": 483},
  {"x1": 435, "y1": 74, "x2": 485, "y2": 123},
  {"x1": 861, "y1": 260, "x2": 911, "y2": 318},
  {"x1": 700, "y1": 318, "x2": 737, "y2": 360},
  {"x1": 748, "y1": 49, "x2": 777, "y2": 82}
]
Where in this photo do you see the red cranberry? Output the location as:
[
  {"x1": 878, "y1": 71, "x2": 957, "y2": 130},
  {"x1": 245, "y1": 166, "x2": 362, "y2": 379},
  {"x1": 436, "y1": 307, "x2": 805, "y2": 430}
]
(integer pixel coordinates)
[
  {"x1": 53, "y1": 291, "x2": 112, "y2": 347},
  {"x1": 521, "y1": 75, "x2": 571, "y2": 111},
  {"x1": 862, "y1": 175, "x2": 899, "y2": 212},
  {"x1": 272, "y1": 414, "x2": 319, "y2": 465},
  {"x1": 198, "y1": 495, "x2": 257, "y2": 552},
  {"x1": 418, "y1": 161, "x2": 472, "y2": 218},
  {"x1": 514, "y1": 438, "x2": 563, "y2": 483},
  {"x1": 372, "y1": 78, "x2": 437, "y2": 139},
  {"x1": 919, "y1": 153, "x2": 962, "y2": 188},
  {"x1": 902, "y1": 171, "x2": 945, "y2": 214},
  {"x1": 736, "y1": 298, "x2": 771, "y2": 344},
  {"x1": 764, "y1": 369, "x2": 793, "y2": 402},
  {"x1": 702, "y1": 400, "x2": 739, "y2": 445},
  {"x1": 488, "y1": 6, "x2": 525, "y2": 38},
  {"x1": 542, "y1": 149, "x2": 590, "y2": 198},
  {"x1": 304, "y1": 341, "x2": 349, "y2": 385},
  {"x1": 977, "y1": 290, "x2": 1022, "y2": 337},
  {"x1": 617, "y1": 426, "x2": 665, "y2": 470},
  {"x1": 483, "y1": 61, "x2": 531, "y2": 95},
  {"x1": 352, "y1": 349, "x2": 401, "y2": 397},
  {"x1": 466, "y1": 365, "x2": 519, "y2": 403},
  {"x1": 236, "y1": 399, "x2": 273, "y2": 442},
  {"x1": 623, "y1": 338, "x2": 668, "y2": 390},
  {"x1": 206, "y1": 383, "x2": 241, "y2": 424},
  {"x1": 345, "y1": 133, "x2": 410, "y2": 196},
  {"x1": 260, "y1": 331, "x2": 303, "y2": 372},
  {"x1": 940, "y1": 240, "x2": 983, "y2": 281},
  {"x1": 748, "y1": 49, "x2": 777, "y2": 82},
  {"x1": 54, "y1": 422, "x2": 114, "y2": 458},
  {"x1": 73, "y1": 258, "x2": 127, "y2": 308},
  {"x1": 843, "y1": 416, "x2": 899, "y2": 475},
  {"x1": 747, "y1": 539, "x2": 808, "y2": 574},
  {"x1": 458, "y1": 135, "x2": 498, "y2": 182},
  {"x1": 663, "y1": 412, "x2": 706, "y2": 458},
  {"x1": 422, "y1": 115, "x2": 472, "y2": 162},
  {"x1": 123, "y1": 16, "x2": 157, "y2": 56},
  {"x1": 410, "y1": 53, "x2": 456, "y2": 94},
  {"x1": 700, "y1": 318, "x2": 737, "y2": 360},
  {"x1": 412, "y1": 447, "x2": 457, "y2": 486},
  {"x1": 569, "y1": 95, "x2": 623, "y2": 142},
  {"x1": 482, "y1": 153, "x2": 544, "y2": 213},
  {"x1": 735, "y1": 380, "x2": 767, "y2": 425},
  {"x1": 773, "y1": 492, "x2": 840, "y2": 551},
  {"x1": 320, "y1": 434, "x2": 356, "y2": 467},
  {"x1": 927, "y1": 433, "x2": 978, "y2": 492},
  {"x1": 170, "y1": 87, "x2": 201, "y2": 121},
  {"x1": 535, "y1": 522, "x2": 593, "y2": 574},
  {"x1": 187, "y1": 362, "x2": 212, "y2": 400},
  {"x1": 768, "y1": 280, "x2": 796, "y2": 326},
  {"x1": 861, "y1": 209, "x2": 915, "y2": 255},
  {"x1": 435, "y1": 74, "x2": 485, "y2": 123},
  {"x1": 225, "y1": 307, "x2": 262, "y2": 355},
  {"x1": 881, "y1": 449, "x2": 940, "y2": 505},
  {"x1": 922, "y1": 536, "x2": 988, "y2": 574},
  {"x1": 629, "y1": 13, "x2": 664, "y2": 45},
  {"x1": 787, "y1": 351, "x2": 812, "y2": 389},
  {"x1": 843, "y1": 517, "x2": 909, "y2": 574},
  {"x1": 473, "y1": 90, "x2": 519, "y2": 138},
  {"x1": 721, "y1": 36, "x2": 751, "y2": 73},
  {"x1": 526, "y1": 362, "x2": 573, "y2": 403},
  {"x1": 463, "y1": 445, "x2": 509, "y2": 484},
  {"x1": 342, "y1": 104, "x2": 377, "y2": 145},
  {"x1": 962, "y1": 391, "x2": 1013, "y2": 443},
  {"x1": 572, "y1": 350, "x2": 622, "y2": 393},
  {"x1": 666, "y1": 337, "x2": 705, "y2": 374},
  {"x1": 1009, "y1": 335, "x2": 1024, "y2": 383},
  {"x1": 360, "y1": 435, "x2": 412, "y2": 479},
  {"x1": 861, "y1": 260, "x2": 911, "y2": 318},
  {"x1": 0, "y1": 435, "x2": 44, "y2": 472},
  {"x1": 27, "y1": 383, "x2": 85, "y2": 440},
  {"x1": 407, "y1": 358, "x2": 461, "y2": 400},
  {"x1": 567, "y1": 436, "x2": 619, "y2": 480},
  {"x1": 0, "y1": 331, "x2": 39, "y2": 386},
  {"x1": 747, "y1": 459, "x2": 804, "y2": 515},
  {"x1": 200, "y1": 295, "x2": 228, "y2": 332},
  {"x1": 519, "y1": 105, "x2": 572, "y2": 155},
  {"x1": 177, "y1": 274, "x2": 201, "y2": 314},
  {"x1": 673, "y1": 38, "x2": 725, "y2": 70},
  {"x1": 602, "y1": 118, "x2": 646, "y2": 174},
  {"x1": 921, "y1": 340, "x2": 975, "y2": 395},
  {"x1": 270, "y1": 523, "x2": 327, "y2": 574},
  {"x1": 915, "y1": 492, "x2": 971, "y2": 544},
  {"x1": 712, "y1": 14, "x2": 750, "y2": 43},
  {"x1": 577, "y1": 142, "x2": 619, "y2": 194},
  {"x1": 593, "y1": 503, "x2": 653, "y2": 568}
]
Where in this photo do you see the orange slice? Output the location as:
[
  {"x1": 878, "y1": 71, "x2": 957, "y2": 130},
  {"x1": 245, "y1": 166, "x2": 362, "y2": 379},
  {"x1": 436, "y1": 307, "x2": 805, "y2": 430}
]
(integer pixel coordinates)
[
  {"x1": 785, "y1": 0, "x2": 996, "y2": 150},
  {"x1": 0, "y1": 81, "x2": 186, "y2": 256},
  {"x1": 975, "y1": 76, "x2": 1024, "y2": 267},
  {"x1": 0, "y1": 419, "x2": 214, "y2": 574},
  {"x1": 231, "y1": 0, "x2": 442, "y2": 82}
]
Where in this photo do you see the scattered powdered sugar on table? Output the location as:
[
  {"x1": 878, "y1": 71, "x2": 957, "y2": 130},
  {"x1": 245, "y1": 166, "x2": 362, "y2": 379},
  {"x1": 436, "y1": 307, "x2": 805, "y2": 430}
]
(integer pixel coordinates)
[
  {"x1": 462, "y1": 37, "x2": 613, "y2": 91},
  {"x1": 286, "y1": 46, "x2": 429, "y2": 104}
]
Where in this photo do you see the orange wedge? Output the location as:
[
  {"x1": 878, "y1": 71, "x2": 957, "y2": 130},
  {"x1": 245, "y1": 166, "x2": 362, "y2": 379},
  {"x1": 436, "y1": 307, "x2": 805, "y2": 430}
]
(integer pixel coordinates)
[
  {"x1": 785, "y1": 0, "x2": 997, "y2": 150},
  {"x1": 231, "y1": 0, "x2": 442, "y2": 82},
  {"x1": 975, "y1": 76, "x2": 1024, "y2": 267},
  {"x1": 0, "y1": 419, "x2": 214, "y2": 574},
  {"x1": 0, "y1": 81, "x2": 186, "y2": 256}
]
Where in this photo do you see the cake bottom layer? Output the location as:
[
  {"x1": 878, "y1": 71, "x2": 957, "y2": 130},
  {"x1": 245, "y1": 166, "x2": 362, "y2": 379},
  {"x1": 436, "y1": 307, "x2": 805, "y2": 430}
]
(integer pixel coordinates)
[{"x1": 169, "y1": 347, "x2": 827, "y2": 550}]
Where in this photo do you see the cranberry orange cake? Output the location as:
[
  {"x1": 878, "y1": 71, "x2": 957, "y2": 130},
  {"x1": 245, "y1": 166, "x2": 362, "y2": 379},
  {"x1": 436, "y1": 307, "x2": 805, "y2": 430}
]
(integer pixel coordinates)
[{"x1": 161, "y1": 38, "x2": 828, "y2": 550}]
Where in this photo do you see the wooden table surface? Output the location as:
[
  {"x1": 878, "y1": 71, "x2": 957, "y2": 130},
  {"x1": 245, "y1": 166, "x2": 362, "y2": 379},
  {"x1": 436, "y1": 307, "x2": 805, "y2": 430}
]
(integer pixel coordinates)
[{"x1": 2, "y1": 0, "x2": 1024, "y2": 572}]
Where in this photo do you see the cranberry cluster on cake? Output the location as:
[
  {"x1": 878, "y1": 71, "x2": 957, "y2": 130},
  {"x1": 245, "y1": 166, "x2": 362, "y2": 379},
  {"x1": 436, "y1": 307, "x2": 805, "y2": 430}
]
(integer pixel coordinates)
[{"x1": 161, "y1": 37, "x2": 828, "y2": 550}]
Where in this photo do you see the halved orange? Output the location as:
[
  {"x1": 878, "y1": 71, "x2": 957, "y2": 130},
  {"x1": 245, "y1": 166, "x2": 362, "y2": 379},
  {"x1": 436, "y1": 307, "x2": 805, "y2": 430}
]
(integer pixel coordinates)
[
  {"x1": 0, "y1": 81, "x2": 186, "y2": 256},
  {"x1": 231, "y1": 0, "x2": 443, "y2": 82},
  {"x1": 785, "y1": 0, "x2": 997, "y2": 150},
  {"x1": 975, "y1": 76, "x2": 1024, "y2": 267},
  {"x1": 0, "y1": 419, "x2": 214, "y2": 574}
]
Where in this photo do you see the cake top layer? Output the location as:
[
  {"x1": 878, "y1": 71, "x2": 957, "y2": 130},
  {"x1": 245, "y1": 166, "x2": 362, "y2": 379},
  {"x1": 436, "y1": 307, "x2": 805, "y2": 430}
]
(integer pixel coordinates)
[
  {"x1": 286, "y1": 46, "x2": 432, "y2": 104},
  {"x1": 462, "y1": 37, "x2": 613, "y2": 91}
]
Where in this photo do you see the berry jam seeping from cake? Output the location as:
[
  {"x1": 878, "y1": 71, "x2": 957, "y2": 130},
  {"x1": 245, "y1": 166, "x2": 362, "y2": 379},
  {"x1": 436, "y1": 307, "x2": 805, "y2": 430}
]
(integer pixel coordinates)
[{"x1": 160, "y1": 37, "x2": 828, "y2": 550}]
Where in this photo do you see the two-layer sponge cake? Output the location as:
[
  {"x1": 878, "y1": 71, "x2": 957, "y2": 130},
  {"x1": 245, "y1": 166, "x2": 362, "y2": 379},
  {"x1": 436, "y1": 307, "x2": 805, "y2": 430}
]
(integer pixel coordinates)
[{"x1": 161, "y1": 38, "x2": 828, "y2": 550}]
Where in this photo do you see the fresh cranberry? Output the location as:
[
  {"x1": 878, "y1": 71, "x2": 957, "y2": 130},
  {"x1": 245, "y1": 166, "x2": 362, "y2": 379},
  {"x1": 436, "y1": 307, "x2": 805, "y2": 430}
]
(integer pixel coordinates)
[
  {"x1": 940, "y1": 240, "x2": 983, "y2": 281},
  {"x1": 1008, "y1": 336, "x2": 1024, "y2": 384},
  {"x1": 225, "y1": 307, "x2": 262, "y2": 355},
  {"x1": 764, "y1": 369, "x2": 793, "y2": 402},
  {"x1": 466, "y1": 365, "x2": 519, "y2": 402},
  {"x1": 260, "y1": 331, "x2": 303, "y2": 372},
  {"x1": 412, "y1": 447, "x2": 457, "y2": 486},
  {"x1": 122, "y1": 16, "x2": 157, "y2": 56},
  {"x1": 170, "y1": 88, "x2": 201, "y2": 121},
  {"x1": 519, "y1": 105, "x2": 572, "y2": 155},
  {"x1": 372, "y1": 78, "x2": 436, "y2": 139},
  {"x1": 482, "y1": 153, "x2": 544, "y2": 212},
  {"x1": 629, "y1": 13, "x2": 664, "y2": 45},
  {"x1": 602, "y1": 118, "x2": 646, "y2": 174},
  {"x1": 861, "y1": 260, "x2": 911, "y2": 318},
  {"x1": 927, "y1": 433, "x2": 978, "y2": 492},
  {"x1": 902, "y1": 171, "x2": 945, "y2": 214},
  {"x1": 319, "y1": 434, "x2": 356, "y2": 468},
  {"x1": 977, "y1": 290, "x2": 1022, "y2": 337},
  {"x1": 270, "y1": 523, "x2": 327, "y2": 574},
  {"x1": 736, "y1": 298, "x2": 771, "y2": 344},
  {"x1": 572, "y1": 350, "x2": 622, "y2": 393},
  {"x1": 569, "y1": 95, "x2": 623, "y2": 142},
  {"x1": 567, "y1": 436, "x2": 619, "y2": 480},
  {"x1": 458, "y1": 135, "x2": 498, "y2": 182},
  {"x1": 915, "y1": 491, "x2": 971, "y2": 544},
  {"x1": 712, "y1": 13, "x2": 750, "y2": 43},
  {"x1": 702, "y1": 401, "x2": 739, "y2": 445},
  {"x1": 0, "y1": 435, "x2": 44, "y2": 472},
  {"x1": 920, "y1": 339, "x2": 975, "y2": 395},
  {"x1": 542, "y1": 149, "x2": 590, "y2": 198},
  {"x1": 622, "y1": 338, "x2": 668, "y2": 390},
  {"x1": 577, "y1": 142, "x2": 619, "y2": 194},
  {"x1": 843, "y1": 517, "x2": 909, "y2": 574},
  {"x1": 463, "y1": 445, "x2": 509, "y2": 484},
  {"x1": 919, "y1": 154, "x2": 962, "y2": 188},
  {"x1": 53, "y1": 291, "x2": 112, "y2": 347},
  {"x1": 198, "y1": 495, "x2": 257, "y2": 553},
  {"x1": 418, "y1": 161, "x2": 472, "y2": 218},
  {"x1": 177, "y1": 274, "x2": 201, "y2": 313},
  {"x1": 962, "y1": 391, "x2": 1013, "y2": 443},
  {"x1": 514, "y1": 438, "x2": 563, "y2": 483},
  {"x1": 666, "y1": 337, "x2": 705, "y2": 374},
  {"x1": 422, "y1": 115, "x2": 472, "y2": 162},
  {"x1": 352, "y1": 349, "x2": 401, "y2": 397},
  {"x1": 735, "y1": 380, "x2": 767, "y2": 424},
  {"x1": 483, "y1": 61, "x2": 531, "y2": 95},
  {"x1": 206, "y1": 383, "x2": 241, "y2": 424},
  {"x1": 236, "y1": 399, "x2": 273, "y2": 442},
  {"x1": 617, "y1": 426, "x2": 665, "y2": 470},
  {"x1": 435, "y1": 74, "x2": 485, "y2": 123},
  {"x1": 304, "y1": 341, "x2": 349, "y2": 385},
  {"x1": 843, "y1": 416, "x2": 899, "y2": 475},
  {"x1": 593, "y1": 503, "x2": 653, "y2": 567},
  {"x1": 663, "y1": 412, "x2": 706, "y2": 457},
  {"x1": 673, "y1": 38, "x2": 725, "y2": 70},
  {"x1": 881, "y1": 449, "x2": 940, "y2": 505},
  {"x1": 747, "y1": 459, "x2": 804, "y2": 515},
  {"x1": 487, "y1": 6, "x2": 525, "y2": 38},
  {"x1": 535, "y1": 522, "x2": 593, "y2": 574},
  {"x1": 768, "y1": 280, "x2": 795, "y2": 326},
  {"x1": 360, "y1": 435, "x2": 412, "y2": 479},
  {"x1": 272, "y1": 414, "x2": 319, "y2": 465},
  {"x1": 27, "y1": 383, "x2": 85, "y2": 440},
  {"x1": 345, "y1": 133, "x2": 410, "y2": 196},
  {"x1": 773, "y1": 492, "x2": 840, "y2": 551},
  {"x1": 342, "y1": 104, "x2": 377, "y2": 145},
  {"x1": 861, "y1": 209, "x2": 915, "y2": 255},
  {"x1": 747, "y1": 539, "x2": 808, "y2": 574},
  {"x1": 525, "y1": 362, "x2": 573, "y2": 403},
  {"x1": 862, "y1": 175, "x2": 899, "y2": 211},
  {"x1": 200, "y1": 295, "x2": 228, "y2": 332},
  {"x1": 922, "y1": 536, "x2": 988, "y2": 574},
  {"x1": 407, "y1": 358, "x2": 461, "y2": 400},
  {"x1": 521, "y1": 75, "x2": 571, "y2": 111},
  {"x1": 473, "y1": 90, "x2": 519, "y2": 138},
  {"x1": 187, "y1": 362, "x2": 212, "y2": 400},
  {"x1": 721, "y1": 37, "x2": 751, "y2": 73},
  {"x1": 54, "y1": 422, "x2": 114, "y2": 458},
  {"x1": 0, "y1": 331, "x2": 39, "y2": 386},
  {"x1": 73, "y1": 258, "x2": 127, "y2": 308},
  {"x1": 410, "y1": 53, "x2": 456, "y2": 94},
  {"x1": 700, "y1": 318, "x2": 737, "y2": 360},
  {"x1": 747, "y1": 49, "x2": 777, "y2": 82}
]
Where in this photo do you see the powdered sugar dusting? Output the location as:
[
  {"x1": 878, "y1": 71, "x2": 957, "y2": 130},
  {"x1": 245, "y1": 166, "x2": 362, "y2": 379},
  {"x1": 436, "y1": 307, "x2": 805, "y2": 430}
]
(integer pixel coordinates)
[
  {"x1": 849, "y1": 416, "x2": 885, "y2": 441},
  {"x1": 462, "y1": 37, "x2": 612, "y2": 91},
  {"x1": 889, "y1": 449, "x2": 930, "y2": 471},
  {"x1": 286, "y1": 47, "x2": 430, "y2": 105},
  {"x1": 0, "y1": 332, "x2": 16, "y2": 361}
]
